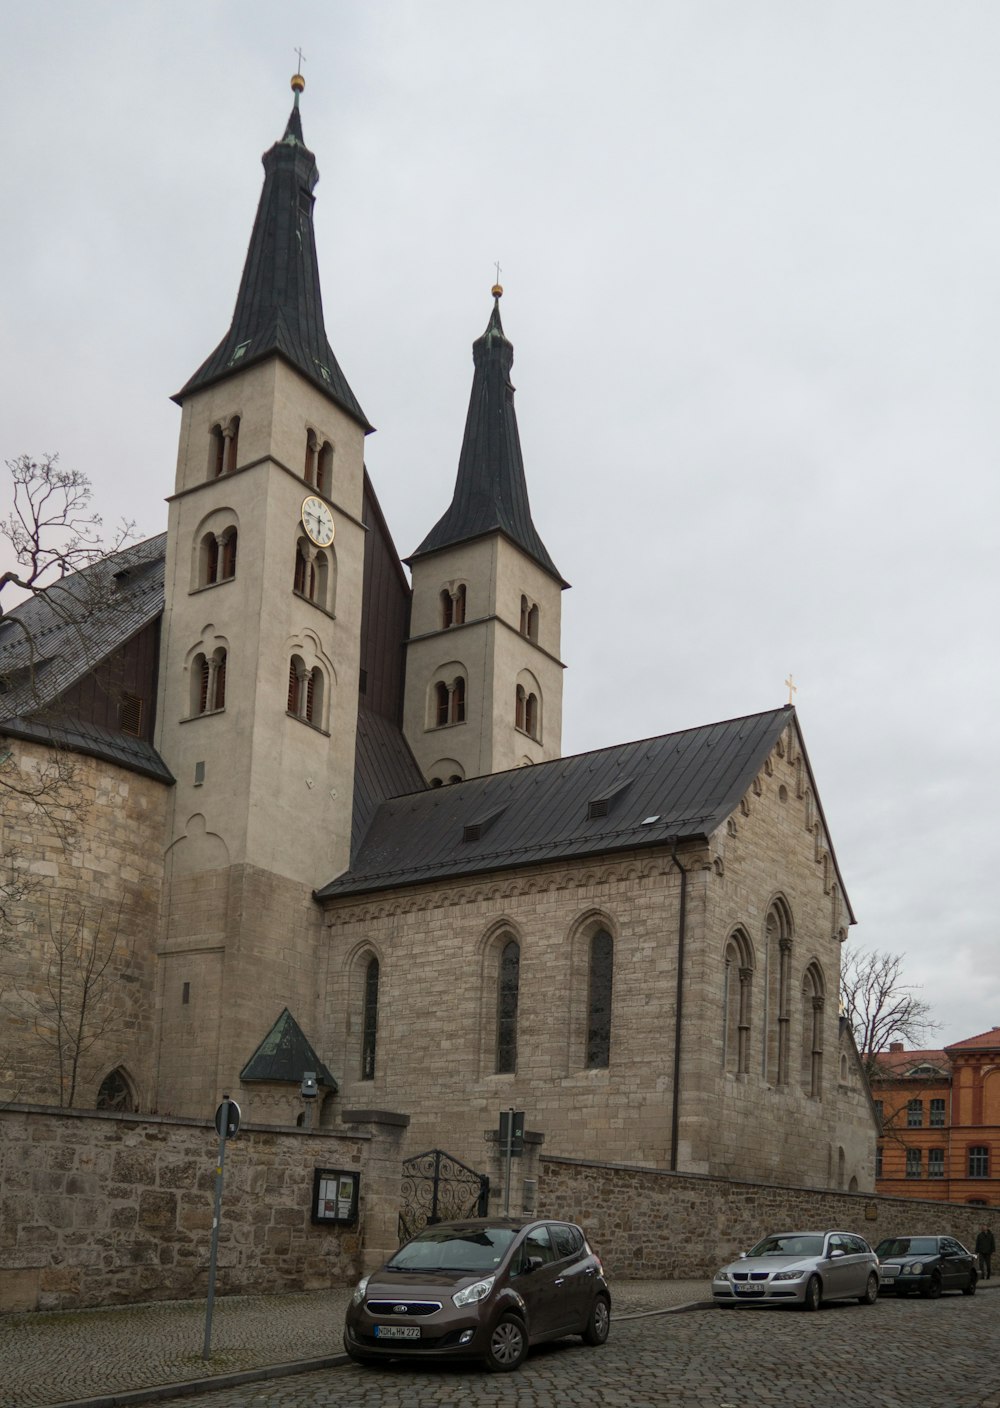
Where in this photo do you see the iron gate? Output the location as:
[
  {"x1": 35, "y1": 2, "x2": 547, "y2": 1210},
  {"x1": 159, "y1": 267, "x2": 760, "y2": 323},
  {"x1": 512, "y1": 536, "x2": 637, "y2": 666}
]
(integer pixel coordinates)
[{"x1": 399, "y1": 1148, "x2": 490, "y2": 1242}]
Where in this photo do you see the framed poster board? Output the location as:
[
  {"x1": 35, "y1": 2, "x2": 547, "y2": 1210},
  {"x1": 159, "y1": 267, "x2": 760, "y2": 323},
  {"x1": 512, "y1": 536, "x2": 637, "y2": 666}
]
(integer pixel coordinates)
[{"x1": 312, "y1": 1167, "x2": 360, "y2": 1226}]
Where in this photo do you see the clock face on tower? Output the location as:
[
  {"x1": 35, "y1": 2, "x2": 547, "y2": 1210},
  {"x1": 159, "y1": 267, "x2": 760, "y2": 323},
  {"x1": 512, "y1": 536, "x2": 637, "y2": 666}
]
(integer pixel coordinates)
[{"x1": 301, "y1": 495, "x2": 335, "y2": 547}]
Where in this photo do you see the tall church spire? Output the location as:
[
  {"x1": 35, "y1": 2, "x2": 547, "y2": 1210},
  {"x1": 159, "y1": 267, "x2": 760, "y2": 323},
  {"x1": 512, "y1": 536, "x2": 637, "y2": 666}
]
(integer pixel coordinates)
[
  {"x1": 174, "y1": 76, "x2": 371, "y2": 431},
  {"x1": 409, "y1": 288, "x2": 564, "y2": 583}
]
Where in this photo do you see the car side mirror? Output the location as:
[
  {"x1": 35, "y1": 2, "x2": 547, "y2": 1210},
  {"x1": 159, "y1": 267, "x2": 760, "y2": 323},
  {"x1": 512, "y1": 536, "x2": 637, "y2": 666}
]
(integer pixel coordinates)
[
  {"x1": 526, "y1": 1256, "x2": 544, "y2": 1274},
  {"x1": 830, "y1": 1250, "x2": 845, "y2": 1259}
]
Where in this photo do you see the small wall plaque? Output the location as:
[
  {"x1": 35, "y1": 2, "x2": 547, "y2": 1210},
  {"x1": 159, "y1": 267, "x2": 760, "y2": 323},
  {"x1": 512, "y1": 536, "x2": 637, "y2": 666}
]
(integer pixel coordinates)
[{"x1": 312, "y1": 1167, "x2": 360, "y2": 1226}]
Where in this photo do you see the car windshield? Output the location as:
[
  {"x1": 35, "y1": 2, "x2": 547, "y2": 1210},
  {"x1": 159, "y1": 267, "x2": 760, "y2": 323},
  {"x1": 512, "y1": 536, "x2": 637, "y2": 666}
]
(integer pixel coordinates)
[
  {"x1": 748, "y1": 1235, "x2": 825, "y2": 1258},
  {"x1": 875, "y1": 1237, "x2": 939, "y2": 1258},
  {"x1": 387, "y1": 1226, "x2": 518, "y2": 1273}
]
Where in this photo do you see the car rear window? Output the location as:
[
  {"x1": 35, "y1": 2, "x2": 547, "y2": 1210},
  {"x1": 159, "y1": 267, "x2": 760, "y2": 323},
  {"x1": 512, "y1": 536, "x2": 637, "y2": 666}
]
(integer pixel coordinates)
[
  {"x1": 387, "y1": 1227, "x2": 517, "y2": 1273},
  {"x1": 550, "y1": 1224, "x2": 584, "y2": 1259}
]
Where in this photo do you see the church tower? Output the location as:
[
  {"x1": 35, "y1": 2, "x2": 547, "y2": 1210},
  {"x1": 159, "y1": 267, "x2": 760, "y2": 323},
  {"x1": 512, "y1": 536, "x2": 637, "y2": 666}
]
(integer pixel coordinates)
[
  {"x1": 403, "y1": 287, "x2": 567, "y2": 783},
  {"x1": 154, "y1": 77, "x2": 371, "y2": 1114}
]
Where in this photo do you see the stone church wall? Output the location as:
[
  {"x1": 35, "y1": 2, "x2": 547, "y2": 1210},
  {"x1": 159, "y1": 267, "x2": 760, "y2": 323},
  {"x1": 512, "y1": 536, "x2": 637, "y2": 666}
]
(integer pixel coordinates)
[
  {"x1": 0, "y1": 740, "x2": 167, "y2": 1109},
  {"x1": 538, "y1": 1155, "x2": 1000, "y2": 1279},
  {"x1": 0, "y1": 1105, "x2": 394, "y2": 1312}
]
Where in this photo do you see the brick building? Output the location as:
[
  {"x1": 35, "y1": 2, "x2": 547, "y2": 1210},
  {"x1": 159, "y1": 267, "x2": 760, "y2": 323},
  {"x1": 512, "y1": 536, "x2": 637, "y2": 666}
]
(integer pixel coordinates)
[
  {"x1": 872, "y1": 1028, "x2": 1000, "y2": 1206},
  {"x1": 0, "y1": 79, "x2": 877, "y2": 1194}
]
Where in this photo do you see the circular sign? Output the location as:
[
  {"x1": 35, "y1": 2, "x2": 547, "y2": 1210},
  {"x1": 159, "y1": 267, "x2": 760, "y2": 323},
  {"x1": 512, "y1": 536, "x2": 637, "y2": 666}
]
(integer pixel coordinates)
[{"x1": 214, "y1": 1099, "x2": 242, "y2": 1139}]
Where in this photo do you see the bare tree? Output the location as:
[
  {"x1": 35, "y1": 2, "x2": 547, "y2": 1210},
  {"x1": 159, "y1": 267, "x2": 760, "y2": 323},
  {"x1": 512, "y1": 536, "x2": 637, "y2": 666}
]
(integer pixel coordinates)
[
  {"x1": 841, "y1": 946, "x2": 940, "y2": 1085},
  {"x1": 5, "y1": 896, "x2": 136, "y2": 1108},
  {"x1": 0, "y1": 454, "x2": 136, "y2": 946}
]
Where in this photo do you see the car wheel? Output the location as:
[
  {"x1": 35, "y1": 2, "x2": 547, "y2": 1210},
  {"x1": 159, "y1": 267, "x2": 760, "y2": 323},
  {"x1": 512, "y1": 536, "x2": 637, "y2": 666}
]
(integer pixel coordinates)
[
  {"x1": 582, "y1": 1295, "x2": 611, "y2": 1345},
  {"x1": 484, "y1": 1314, "x2": 527, "y2": 1373},
  {"x1": 963, "y1": 1275, "x2": 977, "y2": 1296},
  {"x1": 858, "y1": 1272, "x2": 879, "y2": 1306},
  {"x1": 803, "y1": 1275, "x2": 822, "y2": 1312},
  {"x1": 921, "y1": 1274, "x2": 943, "y2": 1300}
]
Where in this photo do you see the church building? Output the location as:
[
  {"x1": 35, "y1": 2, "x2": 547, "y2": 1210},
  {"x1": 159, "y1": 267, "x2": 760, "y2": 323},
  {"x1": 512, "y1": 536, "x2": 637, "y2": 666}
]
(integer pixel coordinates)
[{"x1": 0, "y1": 79, "x2": 876, "y2": 1194}]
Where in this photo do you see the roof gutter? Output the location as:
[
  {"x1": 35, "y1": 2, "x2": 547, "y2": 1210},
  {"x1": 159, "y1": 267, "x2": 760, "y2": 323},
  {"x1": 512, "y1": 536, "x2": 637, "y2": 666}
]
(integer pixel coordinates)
[{"x1": 669, "y1": 838, "x2": 688, "y2": 1172}]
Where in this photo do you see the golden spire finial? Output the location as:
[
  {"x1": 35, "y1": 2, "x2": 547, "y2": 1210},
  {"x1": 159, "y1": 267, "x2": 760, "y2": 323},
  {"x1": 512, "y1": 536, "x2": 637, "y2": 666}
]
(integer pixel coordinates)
[
  {"x1": 292, "y1": 48, "x2": 306, "y2": 94},
  {"x1": 492, "y1": 261, "x2": 503, "y2": 299}
]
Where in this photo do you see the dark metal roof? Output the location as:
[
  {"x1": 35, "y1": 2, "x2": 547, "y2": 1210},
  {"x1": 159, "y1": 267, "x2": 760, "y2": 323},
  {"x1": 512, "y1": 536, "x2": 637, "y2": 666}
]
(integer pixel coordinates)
[
  {"x1": 173, "y1": 97, "x2": 371, "y2": 432},
  {"x1": 350, "y1": 705, "x2": 427, "y2": 862},
  {"x1": 0, "y1": 534, "x2": 172, "y2": 782},
  {"x1": 317, "y1": 706, "x2": 843, "y2": 901},
  {"x1": 408, "y1": 296, "x2": 564, "y2": 584},
  {"x1": 239, "y1": 1007, "x2": 337, "y2": 1089}
]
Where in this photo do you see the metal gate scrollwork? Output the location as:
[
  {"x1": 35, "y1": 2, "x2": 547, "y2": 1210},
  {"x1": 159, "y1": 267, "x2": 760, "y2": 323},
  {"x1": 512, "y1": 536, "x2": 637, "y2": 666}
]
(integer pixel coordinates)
[{"x1": 399, "y1": 1148, "x2": 490, "y2": 1242}]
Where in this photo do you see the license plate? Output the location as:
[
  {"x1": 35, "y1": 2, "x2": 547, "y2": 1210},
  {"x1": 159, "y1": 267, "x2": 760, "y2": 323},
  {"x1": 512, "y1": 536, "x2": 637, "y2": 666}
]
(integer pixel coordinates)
[
  {"x1": 735, "y1": 1284, "x2": 766, "y2": 1294},
  {"x1": 374, "y1": 1325, "x2": 420, "y2": 1339},
  {"x1": 879, "y1": 1275, "x2": 895, "y2": 1284}
]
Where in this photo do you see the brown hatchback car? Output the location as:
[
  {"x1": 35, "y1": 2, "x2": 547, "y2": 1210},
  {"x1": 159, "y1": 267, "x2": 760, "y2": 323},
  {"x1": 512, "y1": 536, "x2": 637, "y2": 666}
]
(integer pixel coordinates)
[{"x1": 343, "y1": 1216, "x2": 611, "y2": 1372}]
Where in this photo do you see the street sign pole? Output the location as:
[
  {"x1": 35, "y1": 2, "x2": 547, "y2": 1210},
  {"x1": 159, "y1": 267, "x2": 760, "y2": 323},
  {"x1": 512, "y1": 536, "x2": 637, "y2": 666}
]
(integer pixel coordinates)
[{"x1": 203, "y1": 1094, "x2": 237, "y2": 1359}]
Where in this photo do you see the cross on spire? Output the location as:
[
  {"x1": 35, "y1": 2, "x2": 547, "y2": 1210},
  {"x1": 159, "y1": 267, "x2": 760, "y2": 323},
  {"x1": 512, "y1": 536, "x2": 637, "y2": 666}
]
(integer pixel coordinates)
[
  {"x1": 785, "y1": 673, "x2": 797, "y2": 706},
  {"x1": 294, "y1": 47, "x2": 307, "y2": 76}
]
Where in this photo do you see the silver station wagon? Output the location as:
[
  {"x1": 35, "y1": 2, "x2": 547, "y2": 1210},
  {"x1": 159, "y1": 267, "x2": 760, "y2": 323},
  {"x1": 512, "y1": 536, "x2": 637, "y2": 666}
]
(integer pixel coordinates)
[{"x1": 713, "y1": 1230, "x2": 880, "y2": 1311}]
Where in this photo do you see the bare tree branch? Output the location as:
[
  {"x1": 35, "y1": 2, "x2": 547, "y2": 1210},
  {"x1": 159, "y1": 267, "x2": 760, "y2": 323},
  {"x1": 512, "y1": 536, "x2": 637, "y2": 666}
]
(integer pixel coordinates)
[{"x1": 840, "y1": 946, "x2": 940, "y2": 1087}]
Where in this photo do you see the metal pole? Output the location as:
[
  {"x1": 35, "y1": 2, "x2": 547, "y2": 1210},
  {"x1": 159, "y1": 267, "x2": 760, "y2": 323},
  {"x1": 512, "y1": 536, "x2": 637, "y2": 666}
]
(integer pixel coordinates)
[
  {"x1": 503, "y1": 1106, "x2": 514, "y2": 1215},
  {"x1": 203, "y1": 1096, "x2": 229, "y2": 1359}
]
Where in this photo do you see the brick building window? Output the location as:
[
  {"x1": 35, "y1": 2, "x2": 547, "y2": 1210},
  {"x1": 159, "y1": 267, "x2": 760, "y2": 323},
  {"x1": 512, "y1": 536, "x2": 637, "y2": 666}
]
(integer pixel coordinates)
[
  {"x1": 875, "y1": 1145, "x2": 883, "y2": 1179},
  {"x1": 969, "y1": 1146, "x2": 990, "y2": 1179},
  {"x1": 495, "y1": 938, "x2": 520, "y2": 1075},
  {"x1": 907, "y1": 1099, "x2": 923, "y2": 1128},
  {"x1": 928, "y1": 1148, "x2": 944, "y2": 1179},
  {"x1": 905, "y1": 1149, "x2": 922, "y2": 1179},
  {"x1": 586, "y1": 929, "x2": 613, "y2": 1069},
  {"x1": 873, "y1": 1100, "x2": 884, "y2": 1125},
  {"x1": 930, "y1": 1098, "x2": 946, "y2": 1127},
  {"x1": 361, "y1": 957, "x2": 379, "y2": 1080}
]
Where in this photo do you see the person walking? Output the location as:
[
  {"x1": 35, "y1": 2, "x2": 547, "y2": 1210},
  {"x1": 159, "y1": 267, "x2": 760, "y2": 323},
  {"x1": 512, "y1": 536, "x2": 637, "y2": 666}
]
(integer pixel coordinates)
[{"x1": 975, "y1": 1225, "x2": 995, "y2": 1280}]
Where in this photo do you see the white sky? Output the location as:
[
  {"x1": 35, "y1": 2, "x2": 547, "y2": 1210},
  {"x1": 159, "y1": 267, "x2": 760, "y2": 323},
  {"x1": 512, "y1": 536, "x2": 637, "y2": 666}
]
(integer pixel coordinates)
[{"x1": 2, "y1": 1, "x2": 997, "y2": 1047}]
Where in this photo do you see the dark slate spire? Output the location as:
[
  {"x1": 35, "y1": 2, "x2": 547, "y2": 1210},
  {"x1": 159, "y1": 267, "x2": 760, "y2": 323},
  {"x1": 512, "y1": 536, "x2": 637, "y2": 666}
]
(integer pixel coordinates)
[
  {"x1": 408, "y1": 289, "x2": 565, "y2": 584},
  {"x1": 174, "y1": 77, "x2": 371, "y2": 431}
]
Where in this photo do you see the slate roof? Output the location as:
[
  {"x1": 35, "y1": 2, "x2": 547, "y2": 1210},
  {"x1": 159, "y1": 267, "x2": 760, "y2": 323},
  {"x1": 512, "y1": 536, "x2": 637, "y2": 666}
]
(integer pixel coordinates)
[
  {"x1": 317, "y1": 705, "x2": 851, "y2": 905},
  {"x1": 0, "y1": 534, "x2": 173, "y2": 782},
  {"x1": 174, "y1": 96, "x2": 371, "y2": 432},
  {"x1": 350, "y1": 705, "x2": 427, "y2": 861},
  {"x1": 240, "y1": 1007, "x2": 337, "y2": 1089},
  {"x1": 408, "y1": 296, "x2": 565, "y2": 584}
]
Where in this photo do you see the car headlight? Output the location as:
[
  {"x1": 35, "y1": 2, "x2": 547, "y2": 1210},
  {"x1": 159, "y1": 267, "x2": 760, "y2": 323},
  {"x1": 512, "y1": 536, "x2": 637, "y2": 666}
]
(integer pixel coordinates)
[
  {"x1": 909, "y1": 1262, "x2": 924, "y2": 1275},
  {"x1": 772, "y1": 1270, "x2": 804, "y2": 1281},
  {"x1": 350, "y1": 1275, "x2": 370, "y2": 1307},
  {"x1": 713, "y1": 1270, "x2": 731, "y2": 1282},
  {"x1": 452, "y1": 1275, "x2": 496, "y2": 1308}
]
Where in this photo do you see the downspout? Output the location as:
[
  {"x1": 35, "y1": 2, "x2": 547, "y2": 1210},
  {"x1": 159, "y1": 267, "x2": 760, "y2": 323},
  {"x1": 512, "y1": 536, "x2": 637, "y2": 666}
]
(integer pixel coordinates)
[{"x1": 669, "y1": 839, "x2": 688, "y2": 1172}]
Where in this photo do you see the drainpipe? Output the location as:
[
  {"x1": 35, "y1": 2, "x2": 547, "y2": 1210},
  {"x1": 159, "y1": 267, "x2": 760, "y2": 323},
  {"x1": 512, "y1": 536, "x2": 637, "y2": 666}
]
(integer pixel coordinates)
[{"x1": 669, "y1": 838, "x2": 688, "y2": 1172}]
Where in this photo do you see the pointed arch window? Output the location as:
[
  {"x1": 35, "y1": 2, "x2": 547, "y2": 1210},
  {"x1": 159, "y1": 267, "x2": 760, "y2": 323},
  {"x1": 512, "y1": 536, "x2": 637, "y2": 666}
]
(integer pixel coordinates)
[
  {"x1": 586, "y1": 929, "x2": 613, "y2": 1068},
  {"x1": 496, "y1": 939, "x2": 520, "y2": 1074},
  {"x1": 723, "y1": 929, "x2": 754, "y2": 1075},
  {"x1": 801, "y1": 962, "x2": 825, "y2": 1098},
  {"x1": 763, "y1": 899, "x2": 793, "y2": 1085},
  {"x1": 362, "y1": 956, "x2": 379, "y2": 1080},
  {"x1": 95, "y1": 1068, "x2": 137, "y2": 1113}
]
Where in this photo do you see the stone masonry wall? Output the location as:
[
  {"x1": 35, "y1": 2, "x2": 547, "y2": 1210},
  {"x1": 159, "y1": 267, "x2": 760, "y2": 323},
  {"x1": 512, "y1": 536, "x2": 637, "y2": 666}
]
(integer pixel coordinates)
[
  {"x1": 538, "y1": 1155, "x2": 1000, "y2": 1279},
  {"x1": 0, "y1": 1105, "x2": 373, "y2": 1312}
]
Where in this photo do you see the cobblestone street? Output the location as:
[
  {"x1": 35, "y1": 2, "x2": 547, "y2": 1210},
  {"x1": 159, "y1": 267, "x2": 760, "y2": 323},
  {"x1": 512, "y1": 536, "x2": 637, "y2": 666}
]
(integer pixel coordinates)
[{"x1": 186, "y1": 1294, "x2": 1000, "y2": 1408}]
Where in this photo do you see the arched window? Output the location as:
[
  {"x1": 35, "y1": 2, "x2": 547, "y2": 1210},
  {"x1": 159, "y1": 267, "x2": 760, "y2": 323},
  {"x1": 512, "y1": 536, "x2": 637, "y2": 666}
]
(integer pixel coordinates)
[
  {"x1": 723, "y1": 929, "x2": 754, "y2": 1075},
  {"x1": 586, "y1": 929, "x2": 613, "y2": 1068},
  {"x1": 192, "y1": 648, "x2": 227, "y2": 715},
  {"x1": 763, "y1": 899, "x2": 793, "y2": 1085},
  {"x1": 210, "y1": 417, "x2": 239, "y2": 478},
  {"x1": 304, "y1": 430, "x2": 318, "y2": 485},
  {"x1": 317, "y1": 441, "x2": 333, "y2": 497},
  {"x1": 441, "y1": 589, "x2": 454, "y2": 629},
  {"x1": 451, "y1": 677, "x2": 466, "y2": 724},
  {"x1": 496, "y1": 938, "x2": 520, "y2": 1074},
  {"x1": 524, "y1": 693, "x2": 538, "y2": 739},
  {"x1": 515, "y1": 684, "x2": 526, "y2": 731},
  {"x1": 801, "y1": 961, "x2": 825, "y2": 1097},
  {"x1": 519, "y1": 595, "x2": 529, "y2": 635},
  {"x1": 435, "y1": 681, "x2": 450, "y2": 726},
  {"x1": 305, "y1": 667, "x2": 323, "y2": 724},
  {"x1": 293, "y1": 541, "x2": 333, "y2": 611},
  {"x1": 454, "y1": 584, "x2": 466, "y2": 624},
  {"x1": 288, "y1": 657, "x2": 325, "y2": 726},
  {"x1": 95, "y1": 1068, "x2": 136, "y2": 1113},
  {"x1": 294, "y1": 544, "x2": 308, "y2": 595},
  {"x1": 362, "y1": 956, "x2": 379, "y2": 1080},
  {"x1": 199, "y1": 528, "x2": 238, "y2": 587},
  {"x1": 528, "y1": 604, "x2": 539, "y2": 641},
  {"x1": 288, "y1": 657, "x2": 302, "y2": 716}
]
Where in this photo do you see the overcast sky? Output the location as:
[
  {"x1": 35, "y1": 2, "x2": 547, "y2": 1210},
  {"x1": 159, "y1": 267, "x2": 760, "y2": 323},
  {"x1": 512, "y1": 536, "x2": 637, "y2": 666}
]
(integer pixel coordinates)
[{"x1": 2, "y1": 2, "x2": 997, "y2": 1047}]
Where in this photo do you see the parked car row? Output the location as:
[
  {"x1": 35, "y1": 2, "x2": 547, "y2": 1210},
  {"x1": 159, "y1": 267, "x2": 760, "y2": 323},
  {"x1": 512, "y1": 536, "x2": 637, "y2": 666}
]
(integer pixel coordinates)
[
  {"x1": 711, "y1": 1228, "x2": 979, "y2": 1310},
  {"x1": 339, "y1": 1216, "x2": 980, "y2": 1376}
]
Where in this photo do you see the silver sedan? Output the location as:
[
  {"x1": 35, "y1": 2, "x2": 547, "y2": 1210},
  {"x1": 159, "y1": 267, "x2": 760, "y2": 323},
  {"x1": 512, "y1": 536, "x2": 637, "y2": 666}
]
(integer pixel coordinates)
[{"x1": 712, "y1": 1230, "x2": 880, "y2": 1311}]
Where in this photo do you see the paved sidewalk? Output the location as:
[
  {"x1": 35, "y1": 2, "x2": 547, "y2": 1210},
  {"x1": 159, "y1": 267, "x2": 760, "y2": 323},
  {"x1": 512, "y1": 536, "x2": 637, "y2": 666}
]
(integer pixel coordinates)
[{"x1": 0, "y1": 1280, "x2": 711, "y2": 1408}]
